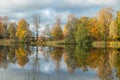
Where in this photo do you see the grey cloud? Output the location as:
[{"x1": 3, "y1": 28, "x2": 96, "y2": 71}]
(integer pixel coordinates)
[{"x1": 0, "y1": 0, "x2": 120, "y2": 29}]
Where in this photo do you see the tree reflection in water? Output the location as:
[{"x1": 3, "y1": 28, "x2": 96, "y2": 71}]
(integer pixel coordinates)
[
  {"x1": 50, "y1": 47, "x2": 63, "y2": 71},
  {"x1": 0, "y1": 46, "x2": 120, "y2": 80}
]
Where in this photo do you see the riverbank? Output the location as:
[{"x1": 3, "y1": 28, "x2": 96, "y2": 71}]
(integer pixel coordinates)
[
  {"x1": 46, "y1": 41, "x2": 120, "y2": 48},
  {"x1": 92, "y1": 41, "x2": 120, "y2": 48},
  {"x1": 45, "y1": 40, "x2": 65, "y2": 47},
  {"x1": 0, "y1": 39, "x2": 15, "y2": 46},
  {"x1": 1, "y1": 39, "x2": 120, "y2": 48}
]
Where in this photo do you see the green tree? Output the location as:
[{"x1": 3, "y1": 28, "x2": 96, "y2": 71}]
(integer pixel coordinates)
[
  {"x1": 64, "y1": 18, "x2": 78, "y2": 44},
  {"x1": 75, "y1": 17, "x2": 92, "y2": 47}
]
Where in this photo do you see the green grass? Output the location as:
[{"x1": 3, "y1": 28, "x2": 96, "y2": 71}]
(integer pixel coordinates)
[
  {"x1": 2, "y1": 39, "x2": 120, "y2": 48},
  {"x1": 45, "y1": 40, "x2": 65, "y2": 47},
  {"x1": 92, "y1": 41, "x2": 120, "y2": 48},
  {"x1": 0, "y1": 39, "x2": 16, "y2": 46}
]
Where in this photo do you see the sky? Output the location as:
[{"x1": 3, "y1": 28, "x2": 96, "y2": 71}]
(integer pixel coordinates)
[{"x1": 0, "y1": 0, "x2": 120, "y2": 28}]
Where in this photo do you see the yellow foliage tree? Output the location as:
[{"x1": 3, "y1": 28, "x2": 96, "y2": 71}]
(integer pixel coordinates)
[
  {"x1": 97, "y1": 7, "x2": 114, "y2": 41},
  {"x1": 88, "y1": 17, "x2": 101, "y2": 40},
  {"x1": 109, "y1": 21, "x2": 117, "y2": 40},
  {"x1": 16, "y1": 18, "x2": 29, "y2": 40},
  {"x1": 63, "y1": 25, "x2": 68, "y2": 37}
]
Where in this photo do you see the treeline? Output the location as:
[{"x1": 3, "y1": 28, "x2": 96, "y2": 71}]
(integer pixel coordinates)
[
  {"x1": 63, "y1": 7, "x2": 120, "y2": 46},
  {"x1": 45, "y1": 7, "x2": 120, "y2": 47},
  {"x1": 0, "y1": 14, "x2": 40, "y2": 43},
  {"x1": 0, "y1": 17, "x2": 31, "y2": 41},
  {"x1": 1, "y1": 7, "x2": 120, "y2": 45}
]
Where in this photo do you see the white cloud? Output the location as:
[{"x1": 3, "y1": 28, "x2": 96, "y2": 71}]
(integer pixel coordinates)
[
  {"x1": 64, "y1": 0, "x2": 117, "y2": 6},
  {"x1": 39, "y1": 8, "x2": 70, "y2": 26},
  {"x1": 0, "y1": 0, "x2": 120, "y2": 29}
]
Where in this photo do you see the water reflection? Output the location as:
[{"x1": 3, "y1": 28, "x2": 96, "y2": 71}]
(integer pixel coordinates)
[{"x1": 0, "y1": 46, "x2": 120, "y2": 80}]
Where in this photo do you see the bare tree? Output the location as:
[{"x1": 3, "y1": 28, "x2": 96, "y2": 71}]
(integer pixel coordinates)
[
  {"x1": 67, "y1": 14, "x2": 75, "y2": 22},
  {"x1": 32, "y1": 14, "x2": 41, "y2": 40},
  {"x1": 2, "y1": 16, "x2": 9, "y2": 39}
]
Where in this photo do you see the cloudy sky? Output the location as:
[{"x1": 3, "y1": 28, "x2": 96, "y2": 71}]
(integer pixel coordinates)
[{"x1": 0, "y1": 0, "x2": 120, "y2": 27}]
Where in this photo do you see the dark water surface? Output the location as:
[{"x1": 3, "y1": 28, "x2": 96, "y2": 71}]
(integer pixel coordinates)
[{"x1": 0, "y1": 46, "x2": 119, "y2": 80}]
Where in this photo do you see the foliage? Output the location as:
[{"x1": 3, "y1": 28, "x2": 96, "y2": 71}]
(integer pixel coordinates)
[
  {"x1": 97, "y1": 7, "x2": 114, "y2": 41},
  {"x1": 51, "y1": 18, "x2": 63, "y2": 40},
  {"x1": 116, "y1": 11, "x2": 120, "y2": 39},
  {"x1": 64, "y1": 18, "x2": 78, "y2": 44},
  {"x1": 16, "y1": 18, "x2": 31, "y2": 40},
  {"x1": 109, "y1": 21, "x2": 117, "y2": 40},
  {"x1": 75, "y1": 17, "x2": 92, "y2": 47},
  {"x1": 8, "y1": 22, "x2": 16, "y2": 39},
  {"x1": 88, "y1": 17, "x2": 101, "y2": 40},
  {"x1": 0, "y1": 17, "x2": 3, "y2": 38}
]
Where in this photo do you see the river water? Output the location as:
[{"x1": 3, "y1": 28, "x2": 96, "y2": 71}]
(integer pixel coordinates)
[{"x1": 0, "y1": 46, "x2": 119, "y2": 80}]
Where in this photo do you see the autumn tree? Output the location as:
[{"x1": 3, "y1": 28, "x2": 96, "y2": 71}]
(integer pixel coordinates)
[
  {"x1": 8, "y1": 22, "x2": 16, "y2": 39},
  {"x1": 63, "y1": 14, "x2": 75, "y2": 37},
  {"x1": 16, "y1": 18, "x2": 31, "y2": 40},
  {"x1": 88, "y1": 17, "x2": 101, "y2": 40},
  {"x1": 51, "y1": 17, "x2": 63, "y2": 40},
  {"x1": 115, "y1": 11, "x2": 120, "y2": 40},
  {"x1": 97, "y1": 8, "x2": 114, "y2": 41},
  {"x1": 109, "y1": 21, "x2": 117, "y2": 40},
  {"x1": 0, "y1": 16, "x2": 3, "y2": 38},
  {"x1": 63, "y1": 25, "x2": 68, "y2": 37}
]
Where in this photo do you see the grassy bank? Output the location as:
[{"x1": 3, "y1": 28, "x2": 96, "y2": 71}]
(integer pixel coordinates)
[
  {"x1": 0, "y1": 39, "x2": 16, "y2": 46},
  {"x1": 1, "y1": 39, "x2": 120, "y2": 48},
  {"x1": 92, "y1": 41, "x2": 120, "y2": 48},
  {"x1": 45, "y1": 40, "x2": 65, "y2": 47}
]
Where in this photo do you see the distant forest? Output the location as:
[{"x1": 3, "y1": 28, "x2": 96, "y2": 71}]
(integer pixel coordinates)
[{"x1": 0, "y1": 7, "x2": 120, "y2": 46}]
